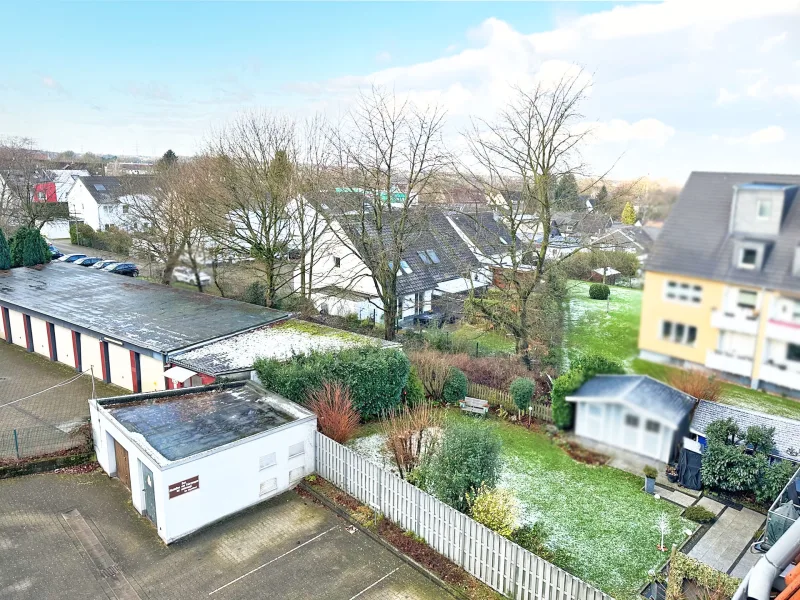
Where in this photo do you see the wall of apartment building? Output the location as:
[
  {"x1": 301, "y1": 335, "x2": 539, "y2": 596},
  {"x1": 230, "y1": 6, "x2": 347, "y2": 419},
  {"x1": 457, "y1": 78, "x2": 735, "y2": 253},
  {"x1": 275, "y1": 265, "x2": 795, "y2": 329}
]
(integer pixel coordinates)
[{"x1": 638, "y1": 270, "x2": 724, "y2": 365}]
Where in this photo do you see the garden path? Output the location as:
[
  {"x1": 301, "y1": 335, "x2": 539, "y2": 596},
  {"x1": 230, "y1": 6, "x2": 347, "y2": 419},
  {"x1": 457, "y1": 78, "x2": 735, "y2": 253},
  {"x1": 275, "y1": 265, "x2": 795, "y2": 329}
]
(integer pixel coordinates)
[{"x1": 687, "y1": 506, "x2": 765, "y2": 573}]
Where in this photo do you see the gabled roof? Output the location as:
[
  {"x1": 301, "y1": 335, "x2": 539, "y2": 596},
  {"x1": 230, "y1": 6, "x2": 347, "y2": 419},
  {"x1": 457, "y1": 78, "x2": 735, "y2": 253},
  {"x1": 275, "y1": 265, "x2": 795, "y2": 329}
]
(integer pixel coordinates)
[
  {"x1": 690, "y1": 400, "x2": 800, "y2": 461},
  {"x1": 647, "y1": 171, "x2": 800, "y2": 293},
  {"x1": 446, "y1": 211, "x2": 515, "y2": 258},
  {"x1": 76, "y1": 176, "x2": 122, "y2": 205},
  {"x1": 551, "y1": 211, "x2": 613, "y2": 235},
  {"x1": 595, "y1": 226, "x2": 654, "y2": 253},
  {"x1": 567, "y1": 375, "x2": 696, "y2": 425}
]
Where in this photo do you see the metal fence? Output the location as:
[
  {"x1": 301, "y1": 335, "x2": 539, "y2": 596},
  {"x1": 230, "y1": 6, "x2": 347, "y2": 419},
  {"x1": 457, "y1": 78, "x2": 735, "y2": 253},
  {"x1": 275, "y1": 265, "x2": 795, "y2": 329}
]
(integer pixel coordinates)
[
  {"x1": 315, "y1": 432, "x2": 611, "y2": 600},
  {"x1": 467, "y1": 382, "x2": 554, "y2": 423}
]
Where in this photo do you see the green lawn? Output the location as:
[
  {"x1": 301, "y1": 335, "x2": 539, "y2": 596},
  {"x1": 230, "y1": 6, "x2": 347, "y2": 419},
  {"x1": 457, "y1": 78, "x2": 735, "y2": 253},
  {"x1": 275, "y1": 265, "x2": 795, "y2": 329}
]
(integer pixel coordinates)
[{"x1": 451, "y1": 323, "x2": 516, "y2": 355}]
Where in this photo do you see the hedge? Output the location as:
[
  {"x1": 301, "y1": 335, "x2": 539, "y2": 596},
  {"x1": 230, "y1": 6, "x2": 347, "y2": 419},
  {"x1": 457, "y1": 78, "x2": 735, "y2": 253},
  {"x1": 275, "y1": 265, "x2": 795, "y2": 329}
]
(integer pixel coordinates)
[
  {"x1": 589, "y1": 283, "x2": 610, "y2": 300},
  {"x1": 551, "y1": 353, "x2": 625, "y2": 430},
  {"x1": 253, "y1": 347, "x2": 409, "y2": 419}
]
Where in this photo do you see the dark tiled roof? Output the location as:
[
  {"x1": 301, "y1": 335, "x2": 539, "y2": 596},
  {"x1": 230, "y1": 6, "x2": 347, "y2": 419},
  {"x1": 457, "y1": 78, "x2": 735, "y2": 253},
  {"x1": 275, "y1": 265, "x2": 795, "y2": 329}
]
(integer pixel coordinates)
[
  {"x1": 77, "y1": 176, "x2": 122, "y2": 205},
  {"x1": 647, "y1": 171, "x2": 800, "y2": 293},
  {"x1": 447, "y1": 211, "x2": 515, "y2": 258},
  {"x1": 690, "y1": 400, "x2": 800, "y2": 461},
  {"x1": 568, "y1": 375, "x2": 696, "y2": 424},
  {"x1": 595, "y1": 226, "x2": 654, "y2": 253},
  {"x1": 0, "y1": 262, "x2": 288, "y2": 353},
  {"x1": 551, "y1": 211, "x2": 613, "y2": 235}
]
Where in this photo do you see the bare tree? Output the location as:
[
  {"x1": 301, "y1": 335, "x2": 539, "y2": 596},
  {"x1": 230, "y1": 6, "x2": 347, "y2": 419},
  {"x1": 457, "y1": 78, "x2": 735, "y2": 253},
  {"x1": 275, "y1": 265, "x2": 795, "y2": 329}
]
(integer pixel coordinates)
[
  {"x1": 458, "y1": 71, "x2": 606, "y2": 356},
  {"x1": 326, "y1": 87, "x2": 448, "y2": 340},
  {"x1": 204, "y1": 113, "x2": 298, "y2": 307},
  {"x1": 0, "y1": 136, "x2": 56, "y2": 230}
]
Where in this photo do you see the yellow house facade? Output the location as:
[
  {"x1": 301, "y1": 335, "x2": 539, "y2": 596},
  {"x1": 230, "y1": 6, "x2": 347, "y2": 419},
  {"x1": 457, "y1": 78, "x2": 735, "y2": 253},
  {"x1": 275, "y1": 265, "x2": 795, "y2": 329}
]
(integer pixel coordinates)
[{"x1": 640, "y1": 172, "x2": 800, "y2": 398}]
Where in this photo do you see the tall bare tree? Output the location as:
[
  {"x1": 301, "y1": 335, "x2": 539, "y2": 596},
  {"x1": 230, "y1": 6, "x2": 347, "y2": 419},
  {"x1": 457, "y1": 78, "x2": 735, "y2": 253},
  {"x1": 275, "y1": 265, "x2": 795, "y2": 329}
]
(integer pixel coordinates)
[
  {"x1": 458, "y1": 71, "x2": 605, "y2": 356},
  {"x1": 327, "y1": 87, "x2": 448, "y2": 340},
  {"x1": 0, "y1": 136, "x2": 57, "y2": 230}
]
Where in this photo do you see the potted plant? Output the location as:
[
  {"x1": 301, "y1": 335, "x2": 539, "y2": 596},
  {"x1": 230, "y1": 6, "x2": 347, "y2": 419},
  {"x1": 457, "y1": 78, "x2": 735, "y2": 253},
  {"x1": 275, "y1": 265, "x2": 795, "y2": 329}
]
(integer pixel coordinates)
[
  {"x1": 666, "y1": 464, "x2": 679, "y2": 483},
  {"x1": 644, "y1": 465, "x2": 658, "y2": 494}
]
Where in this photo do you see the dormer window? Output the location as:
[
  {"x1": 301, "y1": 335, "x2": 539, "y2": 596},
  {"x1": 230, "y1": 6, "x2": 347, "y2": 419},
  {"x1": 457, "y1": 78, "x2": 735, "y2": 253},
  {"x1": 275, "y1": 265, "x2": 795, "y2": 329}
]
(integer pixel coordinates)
[
  {"x1": 757, "y1": 199, "x2": 772, "y2": 220},
  {"x1": 740, "y1": 248, "x2": 758, "y2": 269}
]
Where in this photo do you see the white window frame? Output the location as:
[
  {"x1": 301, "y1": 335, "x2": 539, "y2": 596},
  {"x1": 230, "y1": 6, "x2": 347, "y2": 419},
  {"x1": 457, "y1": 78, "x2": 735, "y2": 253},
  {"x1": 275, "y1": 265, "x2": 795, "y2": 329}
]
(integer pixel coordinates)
[
  {"x1": 259, "y1": 478, "x2": 278, "y2": 497},
  {"x1": 288, "y1": 441, "x2": 305, "y2": 459},
  {"x1": 664, "y1": 280, "x2": 702, "y2": 304},
  {"x1": 259, "y1": 452, "x2": 277, "y2": 471},
  {"x1": 757, "y1": 198, "x2": 772, "y2": 220},
  {"x1": 739, "y1": 248, "x2": 758, "y2": 270},
  {"x1": 737, "y1": 289, "x2": 758, "y2": 310}
]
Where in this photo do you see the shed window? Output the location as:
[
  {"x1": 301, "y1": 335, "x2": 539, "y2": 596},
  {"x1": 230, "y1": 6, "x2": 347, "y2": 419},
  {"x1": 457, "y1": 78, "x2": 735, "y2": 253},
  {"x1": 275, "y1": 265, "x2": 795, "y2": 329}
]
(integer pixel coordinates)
[
  {"x1": 259, "y1": 478, "x2": 278, "y2": 497},
  {"x1": 788, "y1": 343, "x2": 800, "y2": 363},
  {"x1": 625, "y1": 415, "x2": 640, "y2": 428},
  {"x1": 645, "y1": 420, "x2": 660, "y2": 433},
  {"x1": 288, "y1": 442, "x2": 305, "y2": 458},
  {"x1": 259, "y1": 452, "x2": 277, "y2": 471}
]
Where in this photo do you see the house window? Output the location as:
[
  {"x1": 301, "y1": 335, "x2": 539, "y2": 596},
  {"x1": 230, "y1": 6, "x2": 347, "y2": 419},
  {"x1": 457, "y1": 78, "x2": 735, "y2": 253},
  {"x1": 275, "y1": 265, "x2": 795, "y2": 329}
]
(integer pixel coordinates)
[
  {"x1": 662, "y1": 321, "x2": 673, "y2": 339},
  {"x1": 37, "y1": 191, "x2": 46, "y2": 201},
  {"x1": 625, "y1": 414, "x2": 640, "y2": 428},
  {"x1": 665, "y1": 281, "x2": 702, "y2": 304},
  {"x1": 259, "y1": 452, "x2": 277, "y2": 471},
  {"x1": 757, "y1": 199, "x2": 772, "y2": 220},
  {"x1": 259, "y1": 478, "x2": 278, "y2": 497},
  {"x1": 675, "y1": 323, "x2": 685, "y2": 341},
  {"x1": 104, "y1": 224, "x2": 110, "y2": 231},
  {"x1": 739, "y1": 248, "x2": 758, "y2": 269},
  {"x1": 288, "y1": 442, "x2": 305, "y2": 458},
  {"x1": 122, "y1": 204, "x2": 129, "y2": 214},
  {"x1": 686, "y1": 326, "x2": 697, "y2": 345},
  {"x1": 418, "y1": 251, "x2": 431, "y2": 265},
  {"x1": 426, "y1": 250, "x2": 440, "y2": 264},
  {"x1": 499, "y1": 236, "x2": 509, "y2": 245},
  {"x1": 94, "y1": 184, "x2": 106, "y2": 191},
  {"x1": 399, "y1": 260, "x2": 412, "y2": 274},
  {"x1": 333, "y1": 257, "x2": 341, "y2": 268},
  {"x1": 645, "y1": 420, "x2": 660, "y2": 433},
  {"x1": 787, "y1": 343, "x2": 800, "y2": 363},
  {"x1": 661, "y1": 320, "x2": 697, "y2": 345},
  {"x1": 737, "y1": 290, "x2": 758, "y2": 310}
]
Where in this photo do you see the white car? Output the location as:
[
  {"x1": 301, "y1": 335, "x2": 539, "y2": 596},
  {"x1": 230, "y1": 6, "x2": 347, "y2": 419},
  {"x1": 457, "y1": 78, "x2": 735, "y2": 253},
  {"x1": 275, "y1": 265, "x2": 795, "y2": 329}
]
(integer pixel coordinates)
[
  {"x1": 172, "y1": 266, "x2": 211, "y2": 285},
  {"x1": 58, "y1": 253, "x2": 87, "y2": 263},
  {"x1": 93, "y1": 260, "x2": 118, "y2": 270}
]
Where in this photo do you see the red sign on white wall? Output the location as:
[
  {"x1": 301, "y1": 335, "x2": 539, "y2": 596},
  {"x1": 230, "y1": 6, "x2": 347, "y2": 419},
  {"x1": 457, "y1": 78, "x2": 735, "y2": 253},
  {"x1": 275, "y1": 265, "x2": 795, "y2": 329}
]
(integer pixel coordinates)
[{"x1": 168, "y1": 475, "x2": 200, "y2": 499}]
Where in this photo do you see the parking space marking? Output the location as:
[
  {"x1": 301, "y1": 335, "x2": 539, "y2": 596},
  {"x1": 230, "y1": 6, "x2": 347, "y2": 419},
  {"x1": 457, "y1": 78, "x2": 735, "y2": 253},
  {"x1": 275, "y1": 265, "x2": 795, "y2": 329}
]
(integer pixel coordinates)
[
  {"x1": 348, "y1": 567, "x2": 400, "y2": 600},
  {"x1": 208, "y1": 525, "x2": 338, "y2": 596}
]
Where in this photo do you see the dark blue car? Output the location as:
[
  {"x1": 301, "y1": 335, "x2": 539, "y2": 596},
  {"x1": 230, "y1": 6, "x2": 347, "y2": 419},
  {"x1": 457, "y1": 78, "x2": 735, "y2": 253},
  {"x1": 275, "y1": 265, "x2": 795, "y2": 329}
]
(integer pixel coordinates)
[
  {"x1": 109, "y1": 263, "x2": 139, "y2": 277},
  {"x1": 48, "y1": 245, "x2": 63, "y2": 259}
]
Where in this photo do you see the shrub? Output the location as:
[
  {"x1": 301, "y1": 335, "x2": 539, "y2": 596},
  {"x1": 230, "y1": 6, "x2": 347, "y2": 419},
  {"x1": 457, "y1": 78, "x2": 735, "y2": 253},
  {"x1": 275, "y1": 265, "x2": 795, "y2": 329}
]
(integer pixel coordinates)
[
  {"x1": 468, "y1": 485, "x2": 518, "y2": 537},
  {"x1": 382, "y1": 402, "x2": 443, "y2": 480},
  {"x1": 571, "y1": 354, "x2": 625, "y2": 378},
  {"x1": 423, "y1": 419, "x2": 503, "y2": 512},
  {"x1": 684, "y1": 505, "x2": 716, "y2": 524},
  {"x1": 510, "y1": 378, "x2": 535, "y2": 413},
  {"x1": 701, "y1": 442, "x2": 767, "y2": 492},
  {"x1": 242, "y1": 281, "x2": 268, "y2": 306},
  {"x1": 0, "y1": 229, "x2": 10, "y2": 270},
  {"x1": 667, "y1": 368, "x2": 723, "y2": 402},
  {"x1": 446, "y1": 353, "x2": 532, "y2": 390},
  {"x1": 744, "y1": 425, "x2": 776, "y2": 456},
  {"x1": 643, "y1": 465, "x2": 658, "y2": 479},
  {"x1": 561, "y1": 250, "x2": 640, "y2": 280},
  {"x1": 254, "y1": 347, "x2": 410, "y2": 419},
  {"x1": 23, "y1": 229, "x2": 47, "y2": 266},
  {"x1": 551, "y1": 369, "x2": 584, "y2": 430},
  {"x1": 755, "y1": 460, "x2": 798, "y2": 505},
  {"x1": 442, "y1": 367, "x2": 468, "y2": 404},
  {"x1": 588, "y1": 283, "x2": 610, "y2": 300},
  {"x1": 410, "y1": 350, "x2": 450, "y2": 402},
  {"x1": 306, "y1": 382, "x2": 360, "y2": 444},
  {"x1": 705, "y1": 418, "x2": 740, "y2": 445},
  {"x1": 403, "y1": 367, "x2": 426, "y2": 406}
]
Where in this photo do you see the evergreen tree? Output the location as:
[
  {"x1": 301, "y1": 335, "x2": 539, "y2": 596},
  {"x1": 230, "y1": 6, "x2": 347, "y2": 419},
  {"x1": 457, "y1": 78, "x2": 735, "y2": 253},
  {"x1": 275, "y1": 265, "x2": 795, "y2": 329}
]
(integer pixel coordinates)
[
  {"x1": 18, "y1": 228, "x2": 48, "y2": 267},
  {"x1": 9, "y1": 227, "x2": 29, "y2": 268},
  {"x1": 0, "y1": 229, "x2": 11, "y2": 270},
  {"x1": 595, "y1": 184, "x2": 608, "y2": 209},
  {"x1": 156, "y1": 149, "x2": 178, "y2": 171},
  {"x1": 554, "y1": 173, "x2": 581, "y2": 211},
  {"x1": 621, "y1": 201, "x2": 637, "y2": 225}
]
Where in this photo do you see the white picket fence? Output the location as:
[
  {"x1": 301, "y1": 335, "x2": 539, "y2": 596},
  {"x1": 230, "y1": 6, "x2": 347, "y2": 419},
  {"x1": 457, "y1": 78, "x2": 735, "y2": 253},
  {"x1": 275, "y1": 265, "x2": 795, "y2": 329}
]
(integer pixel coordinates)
[{"x1": 314, "y1": 432, "x2": 613, "y2": 600}]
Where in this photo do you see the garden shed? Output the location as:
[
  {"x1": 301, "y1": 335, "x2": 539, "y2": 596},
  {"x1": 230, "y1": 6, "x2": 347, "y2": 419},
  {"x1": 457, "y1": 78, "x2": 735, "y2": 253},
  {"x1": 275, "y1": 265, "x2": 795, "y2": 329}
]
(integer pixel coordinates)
[
  {"x1": 89, "y1": 381, "x2": 316, "y2": 543},
  {"x1": 567, "y1": 375, "x2": 696, "y2": 463}
]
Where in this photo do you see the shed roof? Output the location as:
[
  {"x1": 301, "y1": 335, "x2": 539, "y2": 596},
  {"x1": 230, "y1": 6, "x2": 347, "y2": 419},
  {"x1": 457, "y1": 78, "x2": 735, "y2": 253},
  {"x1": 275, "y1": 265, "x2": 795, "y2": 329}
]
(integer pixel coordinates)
[
  {"x1": 690, "y1": 400, "x2": 800, "y2": 461},
  {"x1": 170, "y1": 319, "x2": 399, "y2": 375},
  {"x1": 0, "y1": 262, "x2": 287, "y2": 353},
  {"x1": 567, "y1": 375, "x2": 696, "y2": 424},
  {"x1": 100, "y1": 381, "x2": 312, "y2": 466}
]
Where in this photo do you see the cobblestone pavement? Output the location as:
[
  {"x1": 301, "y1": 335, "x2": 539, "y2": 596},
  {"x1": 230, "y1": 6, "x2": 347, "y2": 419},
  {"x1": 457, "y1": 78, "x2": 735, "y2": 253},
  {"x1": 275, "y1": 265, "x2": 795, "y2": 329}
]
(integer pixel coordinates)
[{"x1": 0, "y1": 473, "x2": 447, "y2": 600}]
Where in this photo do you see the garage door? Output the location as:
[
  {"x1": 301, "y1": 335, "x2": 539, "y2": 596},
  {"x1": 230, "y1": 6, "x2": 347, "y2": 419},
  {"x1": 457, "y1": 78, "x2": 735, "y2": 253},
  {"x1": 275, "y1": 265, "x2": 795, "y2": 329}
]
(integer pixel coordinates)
[{"x1": 113, "y1": 439, "x2": 131, "y2": 489}]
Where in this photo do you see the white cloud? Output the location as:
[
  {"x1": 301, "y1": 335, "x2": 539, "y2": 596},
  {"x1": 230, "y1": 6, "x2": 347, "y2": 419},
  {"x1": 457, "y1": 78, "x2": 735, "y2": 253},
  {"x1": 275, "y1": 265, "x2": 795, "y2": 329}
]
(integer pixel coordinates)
[
  {"x1": 584, "y1": 118, "x2": 676, "y2": 145},
  {"x1": 41, "y1": 76, "x2": 65, "y2": 94},
  {"x1": 760, "y1": 31, "x2": 788, "y2": 52},
  {"x1": 716, "y1": 88, "x2": 739, "y2": 105},
  {"x1": 746, "y1": 77, "x2": 769, "y2": 97},
  {"x1": 716, "y1": 125, "x2": 786, "y2": 145},
  {"x1": 774, "y1": 83, "x2": 800, "y2": 99},
  {"x1": 375, "y1": 51, "x2": 391, "y2": 64}
]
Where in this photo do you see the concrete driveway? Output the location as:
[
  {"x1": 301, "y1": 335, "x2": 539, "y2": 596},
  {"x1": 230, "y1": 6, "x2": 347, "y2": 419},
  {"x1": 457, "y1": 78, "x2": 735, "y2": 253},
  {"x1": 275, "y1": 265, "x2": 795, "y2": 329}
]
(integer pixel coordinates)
[{"x1": 0, "y1": 472, "x2": 445, "y2": 600}]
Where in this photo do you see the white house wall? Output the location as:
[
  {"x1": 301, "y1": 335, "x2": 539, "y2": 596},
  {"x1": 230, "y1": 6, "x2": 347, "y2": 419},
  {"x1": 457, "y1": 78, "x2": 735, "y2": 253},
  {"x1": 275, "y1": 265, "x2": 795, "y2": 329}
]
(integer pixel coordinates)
[
  {"x1": 29, "y1": 316, "x2": 50, "y2": 358},
  {"x1": 41, "y1": 219, "x2": 71, "y2": 240}
]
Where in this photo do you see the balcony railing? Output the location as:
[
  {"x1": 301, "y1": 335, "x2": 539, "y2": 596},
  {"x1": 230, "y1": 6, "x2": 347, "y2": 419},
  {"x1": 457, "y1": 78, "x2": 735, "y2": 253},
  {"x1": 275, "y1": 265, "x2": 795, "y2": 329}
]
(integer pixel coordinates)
[
  {"x1": 705, "y1": 349, "x2": 754, "y2": 378},
  {"x1": 711, "y1": 309, "x2": 760, "y2": 335},
  {"x1": 765, "y1": 319, "x2": 800, "y2": 344},
  {"x1": 760, "y1": 362, "x2": 800, "y2": 391}
]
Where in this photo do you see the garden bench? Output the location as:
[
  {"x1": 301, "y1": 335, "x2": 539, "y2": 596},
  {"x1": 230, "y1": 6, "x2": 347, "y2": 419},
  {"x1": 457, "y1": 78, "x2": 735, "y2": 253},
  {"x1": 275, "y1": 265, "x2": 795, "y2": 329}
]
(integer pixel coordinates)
[{"x1": 459, "y1": 397, "x2": 489, "y2": 415}]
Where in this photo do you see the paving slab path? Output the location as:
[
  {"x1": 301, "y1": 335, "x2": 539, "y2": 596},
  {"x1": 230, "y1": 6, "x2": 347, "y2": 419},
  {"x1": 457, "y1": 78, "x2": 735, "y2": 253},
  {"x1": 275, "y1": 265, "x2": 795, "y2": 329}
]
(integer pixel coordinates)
[{"x1": 687, "y1": 506, "x2": 765, "y2": 573}]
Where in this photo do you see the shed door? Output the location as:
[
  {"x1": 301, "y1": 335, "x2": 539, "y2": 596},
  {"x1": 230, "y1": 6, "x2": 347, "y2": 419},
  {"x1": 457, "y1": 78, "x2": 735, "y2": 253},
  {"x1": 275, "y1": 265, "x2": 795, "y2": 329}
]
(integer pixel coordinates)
[
  {"x1": 623, "y1": 413, "x2": 641, "y2": 452},
  {"x1": 113, "y1": 439, "x2": 131, "y2": 489},
  {"x1": 140, "y1": 462, "x2": 157, "y2": 527}
]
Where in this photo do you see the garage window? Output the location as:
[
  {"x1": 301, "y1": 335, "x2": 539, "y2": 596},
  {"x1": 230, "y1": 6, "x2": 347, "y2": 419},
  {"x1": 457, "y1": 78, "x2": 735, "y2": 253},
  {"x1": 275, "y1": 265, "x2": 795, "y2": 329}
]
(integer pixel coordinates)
[
  {"x1": 645, "y1": 420, "x2": 660, "y2": 433},
  {"x1": 289, "y1": 467, "x2": 305, "y2": 482},
  {"x1": 259, "y1": 452, "x2": 277, "y2": 471},
  {"x1": 259, "y1": 478, "x2": 278, "y2": 497},
  {"x1": 625, "y1": 414, "x2": 640, "y2": 427},
  {"x1": 288, "y1": 442, "x2": 305, "y2": 458}
]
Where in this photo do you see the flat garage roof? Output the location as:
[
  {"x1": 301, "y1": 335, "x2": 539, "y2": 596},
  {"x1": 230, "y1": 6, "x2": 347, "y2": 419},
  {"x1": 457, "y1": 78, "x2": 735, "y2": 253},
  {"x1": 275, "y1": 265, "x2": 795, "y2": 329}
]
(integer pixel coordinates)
[
  {"x1": 0, "y1": 262, "x2": 287, "y2": 353},
  {"x1": 103, "y1": 382, "x2": 311, "y2": 464}
]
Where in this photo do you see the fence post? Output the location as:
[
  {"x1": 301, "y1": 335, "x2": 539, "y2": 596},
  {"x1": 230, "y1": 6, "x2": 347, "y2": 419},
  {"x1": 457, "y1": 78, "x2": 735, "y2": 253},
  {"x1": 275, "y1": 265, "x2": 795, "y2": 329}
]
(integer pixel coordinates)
[
  {"x1": 13, "y1": 429, "x2": 19, "y2": 460},
  {"x1": 343, "y1": 445, "x2": 349, "y2": 494},
  {"x1": 415, "y1": 486, "x2": 421, "y2": 536}
]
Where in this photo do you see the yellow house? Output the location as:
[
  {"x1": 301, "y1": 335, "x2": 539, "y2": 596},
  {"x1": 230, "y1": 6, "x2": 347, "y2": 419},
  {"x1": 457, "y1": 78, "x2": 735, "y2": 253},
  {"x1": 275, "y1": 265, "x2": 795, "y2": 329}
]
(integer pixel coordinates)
[{"x1": 640, "y1": 172, "x2": 800, "y2": 398}]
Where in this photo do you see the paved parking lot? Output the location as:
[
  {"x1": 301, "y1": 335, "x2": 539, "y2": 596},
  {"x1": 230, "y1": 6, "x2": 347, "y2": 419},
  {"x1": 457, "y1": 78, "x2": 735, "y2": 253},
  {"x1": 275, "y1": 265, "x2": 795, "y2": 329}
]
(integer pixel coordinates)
[{"x1": 0, "y1": 472, "x2": 446, "y2": 600}]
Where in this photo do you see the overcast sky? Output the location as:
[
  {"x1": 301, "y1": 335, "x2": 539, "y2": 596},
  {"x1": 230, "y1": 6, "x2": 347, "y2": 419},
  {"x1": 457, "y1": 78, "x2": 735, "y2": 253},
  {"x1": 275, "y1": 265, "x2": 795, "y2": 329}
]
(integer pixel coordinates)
[{"x1": 2, "y1": 1, "x2": 798, "y2": 183}]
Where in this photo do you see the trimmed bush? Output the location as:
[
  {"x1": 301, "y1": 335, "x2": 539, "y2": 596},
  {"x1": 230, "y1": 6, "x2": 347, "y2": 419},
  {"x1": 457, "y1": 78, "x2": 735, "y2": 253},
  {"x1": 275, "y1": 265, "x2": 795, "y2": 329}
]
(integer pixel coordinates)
[
  {"x1": 643, "y1": 465, "x2": 658, "y2": 479},
  {"x1": 755, "y1": 459, "x2": 798, "y2": 505},
  {"x1": 403, "y1": 367, "x2": 426, "y2": 406},
  {"x1": 588, "y1": 283, "x2": 610, "y2": 300},
  {"x1": 510, "y1": 377, "x2": 535, "y2": 412},
  {"x1": 253, "y1": 347, "x2": 409, "y2": 419},
  {"x1": 571, "y1": 354, "x2": 625, "y2": 378},
  {"x1": 683, "y1": 505, "x2": 715, "y2": 524},
  {"x1": 0, "y1": 229, "x2": 11, "y2": 270},
  {"x1": 551, "y1": 369, "x2": 584, "y2": 429},
  {"x1": 442, "y1": 367, "x2": 468, "y2": 404},
  {"x1": 468, "y1": 485, "x2": 518, "y2": 537}
]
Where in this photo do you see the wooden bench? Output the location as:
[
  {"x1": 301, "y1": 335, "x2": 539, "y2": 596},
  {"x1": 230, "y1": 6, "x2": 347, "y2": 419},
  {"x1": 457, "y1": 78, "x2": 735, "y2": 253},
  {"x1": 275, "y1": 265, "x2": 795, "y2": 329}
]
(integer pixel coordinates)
[{"x1": 459, "y1": 397, "x2": 489, "y2": 415}]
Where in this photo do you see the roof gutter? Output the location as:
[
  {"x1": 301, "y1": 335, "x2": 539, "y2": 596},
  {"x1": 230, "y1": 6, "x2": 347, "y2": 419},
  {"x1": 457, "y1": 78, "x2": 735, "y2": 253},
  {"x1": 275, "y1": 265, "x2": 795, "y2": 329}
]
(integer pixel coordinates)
[{"x1": 732, "y1": 516, "x2": 800, "y2": 600}]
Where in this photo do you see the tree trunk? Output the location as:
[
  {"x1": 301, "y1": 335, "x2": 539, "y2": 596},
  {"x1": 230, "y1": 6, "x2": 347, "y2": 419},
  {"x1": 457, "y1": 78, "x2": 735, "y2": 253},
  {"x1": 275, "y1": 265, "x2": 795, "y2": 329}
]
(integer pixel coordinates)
[
  {"x1": 383, "y1": 296, "x2": 397, "y2": 341},
  {"x1": 160, "y1": 245, "x2": 185, "y2": 285}
]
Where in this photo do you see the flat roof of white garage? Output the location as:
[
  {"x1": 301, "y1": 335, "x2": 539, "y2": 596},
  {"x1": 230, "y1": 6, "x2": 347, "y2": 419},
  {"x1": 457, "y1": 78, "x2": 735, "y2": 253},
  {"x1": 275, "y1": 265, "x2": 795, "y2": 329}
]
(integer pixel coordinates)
[{"x1": 0, "y1": 262, "x2": 288, "y2": 353}]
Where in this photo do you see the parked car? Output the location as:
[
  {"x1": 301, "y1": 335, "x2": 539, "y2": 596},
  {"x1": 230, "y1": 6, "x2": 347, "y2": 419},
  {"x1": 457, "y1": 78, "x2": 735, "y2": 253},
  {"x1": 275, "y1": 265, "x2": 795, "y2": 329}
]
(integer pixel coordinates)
[
  {"x1": 48, "y1": 245, "x2": 64, "y2": 259},
  {"x1": 108, "y1": 263, "x2": 139, "y2": 277},
  {"x1": 58, "y1": 253, "x2": 87, "y2": 263},
  {"x1": 172, "y1": 266, "x2": 211, "y2": 286},
  {"x1": 74, "y1": 256, "x2": 104, "y2": 267},
  {"x1": 92, "y1": 260, "x2": 118, "y2": 270}
]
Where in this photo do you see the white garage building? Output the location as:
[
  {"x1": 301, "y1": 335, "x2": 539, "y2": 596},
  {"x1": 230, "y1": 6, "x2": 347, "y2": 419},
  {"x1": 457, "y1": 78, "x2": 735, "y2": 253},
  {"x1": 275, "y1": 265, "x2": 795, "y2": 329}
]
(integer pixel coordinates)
[
  {"x1": 90, "y1": 381, "x2": 316, "y2": 543},
  {"x1": 566, "y1": 375, "x2": 696, "y2": 463}
]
